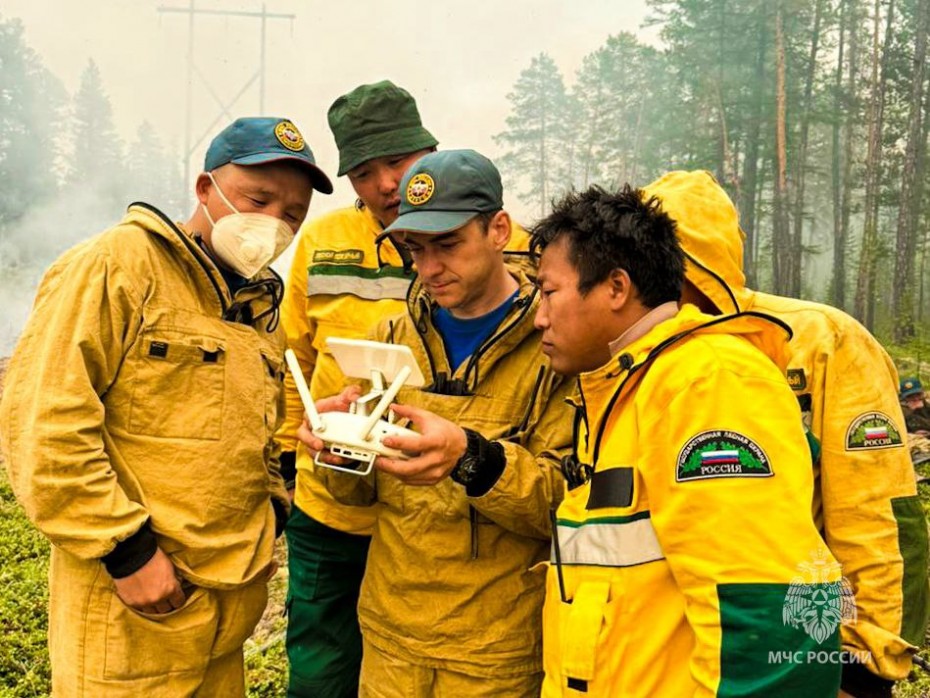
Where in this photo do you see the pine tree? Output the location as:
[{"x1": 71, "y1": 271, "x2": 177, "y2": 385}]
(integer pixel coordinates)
[
  {"x1": 854, "y1": 0, "x2": 895, "y2": 329},
  {"x1": 571, "y1": 33, "x2": 675, "y2": 190},
  {"x1": 0, "y1": 16, "x2": 65, "y2": 241},
  {"x1": 67, "y1": 59, "x2": 126, "y2": 213},
  {"x1": 494, "y1": 53, "x2": 575, "y2": 216},
  {"x1": 891, "y1": 0, "x2": 930, "y2": 341}
]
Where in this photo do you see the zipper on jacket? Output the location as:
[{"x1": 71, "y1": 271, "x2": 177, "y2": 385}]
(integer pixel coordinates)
[
  {"x1": 461, "y1": 288, "x2": 537, "y2": 392},
  {"x1": 469, "y1": 505, "x2": 479, "y2": 559},
  {"x1": 467, "y1": 289, "x2": 536, "y2": 366},
  {"x1": 134, "y1": 203, "x2": 228, "y2": 315},
  {"x1": 501, "y1": 365, "x2": 547, "y2": 440},
  {"x1": 411, "y1": 294, "x2": 439, "y2": 385}
]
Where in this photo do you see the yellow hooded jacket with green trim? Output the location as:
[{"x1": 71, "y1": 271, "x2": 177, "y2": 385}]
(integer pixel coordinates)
[
  {"x1": 278, "y1": 204, "x2": 532, "y2": 535},
  {"x1": 0, "y1": 203, "x2": 288, "y2": 588},
  {"x1": 315, "y1": 268, "x2": 572, "y2": 676},
  {"x1": 643, "y1": 170, "x2": 930, "y2": 683},
  {"x1": 543, "y1": 304, "x2": 842, "y2": 697}
]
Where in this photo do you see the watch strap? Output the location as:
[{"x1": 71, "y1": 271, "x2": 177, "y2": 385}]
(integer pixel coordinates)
[{"x1": 452, "y1": 429, "x2": 507, "y2": 497}]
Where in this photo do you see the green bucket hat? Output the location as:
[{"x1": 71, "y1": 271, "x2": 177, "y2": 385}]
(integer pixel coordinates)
[
  {"x1": 379, "y1": 149, "x2": 503, "y2": 239},
  {"x1": 328, "y1": 80, "x2": 438, "y2": 176}
]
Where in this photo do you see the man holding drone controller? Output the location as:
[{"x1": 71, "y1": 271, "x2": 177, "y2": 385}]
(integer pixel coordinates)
[
  {"x1": 277, "y1": 81, "x2": 533, "y2": 698},
  {"x1": 277, "y1": 81, "x2": 437, "y2": 698},
  {"x1": 298, "y1": 148, "x2": 573, "y2": 697}
]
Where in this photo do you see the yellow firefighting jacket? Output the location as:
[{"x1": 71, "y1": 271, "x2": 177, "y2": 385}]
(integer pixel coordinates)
[
  {"x1": 643, "y1": 170, "x2": 930, "y2": 682},
  {"x1": 316, "y1": 269, "x2": 572, "y2": 676},
  {"x1": 543, "y1": 304, "x2": 842, "y2": 697},
  {"x1": 278, "y1": 204, "x2": 532, "y2": 535},
  {"x1": 0, "y1": 203, "x2": 287, "y2": 588}
]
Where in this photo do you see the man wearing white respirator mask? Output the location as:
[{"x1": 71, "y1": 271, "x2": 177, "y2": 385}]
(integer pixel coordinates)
[
  {"x1": 201, "y1": 169, "x2": 295, "y2": 279},
  {"x1": 0, "y1": 116, "x2": 332, "y2": 697}
]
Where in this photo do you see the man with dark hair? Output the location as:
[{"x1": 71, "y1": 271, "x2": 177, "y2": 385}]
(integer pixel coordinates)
[
  {"x1": 277, "y1": 81, "x2": 437, "y2": 698},
  {"x1": 278, "y1": 82, "x2": 529, "y2": 697},
  {"x1": 1, "y1": 117, "x2": 331, "y2": 696},
  {"x1": 300, "y1": 149, "x2": 571, "y2": 697},
  {"x1": 644, "y1": 170, "x2": 930, "y2": 698},
  {"x1": 533, "y1": 184, "x2": 842, "y2": 696}
]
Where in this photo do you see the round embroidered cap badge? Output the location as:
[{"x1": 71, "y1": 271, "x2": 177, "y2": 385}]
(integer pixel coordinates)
[
  {"x1": 406, "y1": 173, "x2": 435, "y2": 206},
  {"x1": 275, "y1": 120, "x2": 305, "y2": 152}
]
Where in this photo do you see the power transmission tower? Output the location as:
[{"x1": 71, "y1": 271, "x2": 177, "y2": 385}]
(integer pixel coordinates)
[{"x1": 157, "y1": 1, "x2": 296, "y2": 209}]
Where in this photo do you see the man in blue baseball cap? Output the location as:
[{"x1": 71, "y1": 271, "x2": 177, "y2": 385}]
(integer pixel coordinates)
[
  {"x1": 901, "y1": 377, "x2": 930, "y2": 435},
  {"x1": 1, "y1": 116, "x2": 330, "y2": 696},
  {"x1": 194, "y1": 116, "x2": 332, "y2": 284}
]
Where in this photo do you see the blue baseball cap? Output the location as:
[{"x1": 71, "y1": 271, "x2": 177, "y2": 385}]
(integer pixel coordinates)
[
  {"x1": 204, "y1": 117, "x2": 333, "y2": 194},
  {"x1": 901, "y1": 377, "x2": 924, "y2": 399}
]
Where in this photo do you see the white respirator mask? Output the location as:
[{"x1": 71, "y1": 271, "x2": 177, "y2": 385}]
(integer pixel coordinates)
[{"x1": 202, "y1": 172, "x2": 294, "y2": 278}]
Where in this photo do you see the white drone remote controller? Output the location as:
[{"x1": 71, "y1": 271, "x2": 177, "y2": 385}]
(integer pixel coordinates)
[{"x1": 285, "y1": 338, "x2": 425, "y2": 476}]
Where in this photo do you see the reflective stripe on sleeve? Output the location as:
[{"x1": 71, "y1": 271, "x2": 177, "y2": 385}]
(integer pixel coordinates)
[{"x1": 554, "y1": 512, "x2": 665, "y2": 568}]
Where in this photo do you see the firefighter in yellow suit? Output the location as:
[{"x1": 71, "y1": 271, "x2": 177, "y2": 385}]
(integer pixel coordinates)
[
  {"x1": 644, "y1": 170, "x2": 930, "y2": 697},
  {"x1": 0, "y1": 117, "x2": 332, "y2": 696},
  {"x1": 532, "y1": 185, "x2": 842, "y2": 697},
  {"x1": 278, "y1": 81, "x2": 530, "y2": 697},
  {"x1": 300, "y1": 150, "x2": 571, "y2": 696}
]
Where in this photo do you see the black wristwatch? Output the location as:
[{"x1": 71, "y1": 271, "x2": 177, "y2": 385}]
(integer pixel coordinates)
[{"x1": 451, "y1": 428, "x2": 484, "y2": 485}]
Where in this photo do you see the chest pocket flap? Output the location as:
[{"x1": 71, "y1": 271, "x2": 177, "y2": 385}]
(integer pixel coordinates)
[{"x1": 128, "y1": 336, "x2": 227, "y2": 440}]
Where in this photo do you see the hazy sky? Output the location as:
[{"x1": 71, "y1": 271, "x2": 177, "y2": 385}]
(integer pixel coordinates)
[
  {"x1": 0, "y1": 0, "x2": 660, "y2": 353},
  {"x1": 2, "y1": 0, "x2": 658, "y2": 217}
]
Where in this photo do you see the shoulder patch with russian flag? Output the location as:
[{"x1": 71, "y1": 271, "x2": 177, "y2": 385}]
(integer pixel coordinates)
[
  {"x1": 845, "y1": 412, "x2": 903, "y2": 450},
  {"x1": 676, "y1": 430, "x2": 773, "y2": 482}
]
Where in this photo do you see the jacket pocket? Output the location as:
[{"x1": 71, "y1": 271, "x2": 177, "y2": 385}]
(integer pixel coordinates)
[
  {"x1": 104, "y1": 585, "x2": 217, "y2": 680},
  {"x1": 128, "y1": 335, "x2": 226, "y2": 440},
  {"x1": 543, "y1": 575, "x2": 616, "y2": 696}
]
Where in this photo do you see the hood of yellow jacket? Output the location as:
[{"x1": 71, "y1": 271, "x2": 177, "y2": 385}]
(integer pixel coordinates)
[{"x1": 642, "y1": 170, "x2": 755, "y2": 315}]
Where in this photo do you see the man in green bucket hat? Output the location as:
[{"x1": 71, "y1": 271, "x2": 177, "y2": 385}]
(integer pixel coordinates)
[{"x1": 277, "y1": 80, "x2": 438, "y2": 698}]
